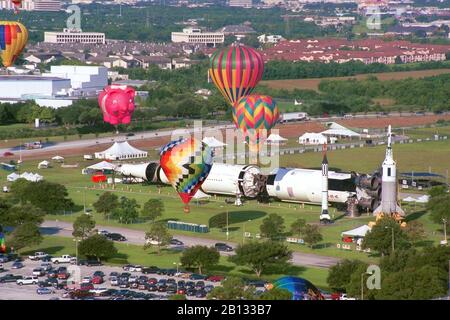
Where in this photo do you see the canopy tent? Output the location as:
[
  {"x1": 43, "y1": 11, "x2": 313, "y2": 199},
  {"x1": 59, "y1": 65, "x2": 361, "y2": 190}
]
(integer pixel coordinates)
[
  {"x1": 8, "y1": 172, "x2": 43, "y2": 182},
  {"x1": 321, "y1": 122, "x2": 360, "y2": 138},
  {"x1": 298, "y1": 132, "x2": 327, "y2": 145},
  {"x1": 202, "y1": 136, "x2": 227, "y2": 148},
  {"x1": 38, "y1": 160, "x2": 51, "y2": 169},
  {"x1": 85, "y1": 161, "x2": 117, "y2": 173},
  {"x1": 402, "y1": 196, "x2": 416, "y2": 202},
  {"x1": 402, "y1": 195, "x2": 430, "y2": 203},
  {"x1": 192, "y1": 189, "x2": 211, "y2": 200},
  {"x1": 341, "y1": 225, "x2": 371, "y2": 238},
  {"x1": 52, "y1": 155, "x2": 64, "y2": 162},
  {"x1": 95, "y1": 141, "x2": 148, "y2": 161},
  {"x1": 266, "y1": 133, "x2": 288, "y2": 145}
]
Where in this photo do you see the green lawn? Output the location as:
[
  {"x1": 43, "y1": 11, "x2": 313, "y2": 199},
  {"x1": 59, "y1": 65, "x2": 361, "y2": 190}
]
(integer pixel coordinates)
[{"x1": 18, "y1": 235, "x2": 330, "y2": 289}]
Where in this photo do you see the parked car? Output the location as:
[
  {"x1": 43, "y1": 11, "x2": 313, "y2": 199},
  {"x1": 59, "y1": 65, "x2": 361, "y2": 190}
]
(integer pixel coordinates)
[
  {"x1": 29, "y1": 252, "x2": 49, "y2": 261},
  {"x1": 195, "y1": 290, "x2": 207, "y2": 298},
  {"x1": 37, "y1": 287, "x2": 54, "y2": 295},
  {"x1": 106, "y1": 233, "x2": 127, "y2": 241},
  {"x1": 47, "y1": 270, "x2": 58, "y2": 278},
  {"x1": 147, "y1": 284, "x2": 157, "y2": 292},
  {"x1": 177, "y1": 287, "x2": 186, "y2": 295},
  {"x1": 92, "y1": 276, "x2": 104, "y2": 285},
  {"x1": 0, "y1": 274, "x2": 23, "y2": 283},
  {"x1": 89, "y1": 287, "x2": 109, "y2": 296},
  {"x1": 0, "y1": 263, "x2": 4, "y2": 272},
  {"x1": 142, "y1": 266, "x2": 159, "y2": 274},
  {"x1": 195, "y1": 281, "x2": 205, "y2": 289},
  {"x1": 98, "y1": 230, "x2": 110, "y2": 236},
  {"x1": 204, "y1": 285, "x2": 214, "y2": 293},
  {"x1": 186, "y1": 288, "x2": 197, "y2": 296},
  {"x1": 11, "y1": 261, "x2": 24, "y2": 269},
  {"x1": 207, "y1": 275, "x2": 225, "y2": 282},
  {"x1": 147, "y1": 278, "x2": 157, "y2": 285},
  {"x1": 109, "y1": 272, "x2": 119, "y2": 279},
  {"x1": 110, "y1": 276, "x2": 119, "y2": 286},
  {"x1": 41, "y1": 263, "x2": 53, "y2": 271},
  {"x1": 93, "y1": 271, "x2": 105, "y2": 278},
  {"x1": 167, "y1": 285, "x2": 177, "y2": 294},
  {"x1": 170, "y1": 239, "x2": 183, "y2": 246},
  {"x1": 79, "y1": 283, "x2": 94, "y2": 291},
  {"x1": 82, "y1": 276, "x2": 92, "y2": 284},
  {"x1": 17, "y1": 276, "x2": 39, "y2": 285},
  {"x1": 214, "y1": 243, "x2": 233, "y2": 252},
  {"x1": 0, "y1": 254, "x2": 9, "y2": 263},
  {"x1": 129, "y1": 275, "x2": 138, "y2": 283},
  {"x1": 32, "y1": 268, "x2": 46, "y2": 277},
  {"x1": 190, "y1": 273, "x2": 207, "y2": 280},
  {"x1": 51, "y1": 255, "x2": 75, "y2": 264},
  {"x1": 78, "y1": 259, "x2": 103, "y2": 267}
]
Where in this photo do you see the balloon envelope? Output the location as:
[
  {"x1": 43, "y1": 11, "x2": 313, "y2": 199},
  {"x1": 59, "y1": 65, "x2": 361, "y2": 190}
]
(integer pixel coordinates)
[
  {"x1": 0, "y1": 231, "x2": 5, "y2": 253},
  {"x1": 271, "y1": 277, "x2": 323, "y2": 300},
  {"x1": 0, "y1": 21, "x2": 28, "y2": 68},
  {"x1": 233, "y1": 95, "x2": 279, "y2": 150},
  {"x1": 159, "y1": 137, "x2": 213, "y2": 205},
  {"x1": 98, "y1": 85, "x2": 136, "y2": 126},
  {"x1": 209, "y1": 45, "x2": 264, "y2": 106}
]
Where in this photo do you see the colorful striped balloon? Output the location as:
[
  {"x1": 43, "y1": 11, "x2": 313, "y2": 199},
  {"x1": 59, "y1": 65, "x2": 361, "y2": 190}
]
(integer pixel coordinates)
[
  {"x1": 233, "y1": 95, "x2": 280, "y2": 150},
  {"x1": 160, "y1": 137, "x2": 213, "y2": 212},
  {"x1": 209, "y1": 45, "x2": 264, "y2": 106},
  {"x1": 0, "y1": 231, "x2": 6, "y2": 253},
  {"x1": 0, "y1": 21, "x2": 28, "y2": 68}
]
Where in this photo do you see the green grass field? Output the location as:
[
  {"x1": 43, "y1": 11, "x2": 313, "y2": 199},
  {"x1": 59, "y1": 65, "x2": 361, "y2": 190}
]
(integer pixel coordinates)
[{"x1": 1, "y1": 139, "x2": 447, "y2": 266}]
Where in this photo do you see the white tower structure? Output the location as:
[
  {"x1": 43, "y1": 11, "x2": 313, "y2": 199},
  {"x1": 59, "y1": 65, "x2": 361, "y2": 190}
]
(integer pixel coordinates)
[{"x1": 320, "y1": 144, "x2": 332, "y2": 223}]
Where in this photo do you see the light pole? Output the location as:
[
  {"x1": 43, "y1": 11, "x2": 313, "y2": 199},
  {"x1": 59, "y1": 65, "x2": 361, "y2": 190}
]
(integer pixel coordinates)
[
  {"x1": 226, "y1": 208, "x2": 229, "y2": 241},
  {"x1": 361, "y1": 273, "x2": 365, "y2": 300},
  {"x1": 385, "y1": 226, "x2": 395, "y2": 253},
  {"x1": 443, "y1": 218, "x2": 448, "y2": 245},
  {"x1": 173, "y1": 262, "x2": 181, "y2": 274}
]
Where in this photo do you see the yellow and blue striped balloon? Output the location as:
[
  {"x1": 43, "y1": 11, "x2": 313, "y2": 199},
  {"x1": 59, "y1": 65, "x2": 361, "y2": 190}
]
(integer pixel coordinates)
[{"x1": 0, "y1": 21, "x2": 28, "y2": 68}]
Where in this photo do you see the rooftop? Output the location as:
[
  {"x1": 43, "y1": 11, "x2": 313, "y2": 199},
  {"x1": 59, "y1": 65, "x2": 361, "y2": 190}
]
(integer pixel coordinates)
[{"x1": 0, "y1": 76, "x2": 67, "y2": 81}]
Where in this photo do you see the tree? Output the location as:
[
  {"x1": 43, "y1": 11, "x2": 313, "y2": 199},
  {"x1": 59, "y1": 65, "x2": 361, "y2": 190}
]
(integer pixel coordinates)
[
  {"x1": 141, "y1": 198, "x2": 164, "y2": 223},
  {"x1": 404, "y1": 220, "x2": 426, "y2": 242},
  {"x1": 112, "y1": 196, "x2": 140, "y2": 224},
  {"x1": 303, "y1": 224, "x2": 323, "y2": 249},
  {"x1": 168, "y1": 294, "x2": 186, "y2": 300},
  {"x1": 427, "y1": 193, "x2": 450, "y2": 230},
  {"x1": 0, "y1": 203, "x2": 44, "y2": 227},
  {"x1": 144, "y1": 222, "x2": 172, "y2": 254},
  {"x1": 345, "y1": 262, "x2": 371, "y2": 299},
  {"x1": 93, "y1": 192, "x2": 119, "y2": 219},
  {"x1": 78, "y1": 234, "x2": 117, "y2": 262},
  {"x1": 9, "y1": 223, "x2": 42, "y2": 251},
  {"x1": 375, "y1": 266, "x2": 447, "y2": 300},
  {"x1": 72, "y1": 214, "x2": 96, "y2": 239},
  {"x1": 327, "y1": 259, "x2": 367, "y2": 292},
  {"x1": 362, "y1": 217, "x2": 411, "y2": 256},
  {"x1": 230, "y1": 241, "x2": 292, "y2": 278},
  {"x1": 428, "y1": 186, "x2": 447, "y2": 198},
  {"x1": 259, "y1": 288, "x2": 292, "y2": 300},
  {"x1": 290, "y1": 218, "x2": 306, "y2": 238},
  {"x1": 207, "y1": 277, "x2": 256, "y2": 300},
  {"x1": 259, "y1": 214, "x2": 285, "y2": 240},
  {"x1": 9, "y1": 178, "x2": 31, "y2": 204},
  {"x1": 180, "y1": 245, "x2": 220, "y2": 275}
]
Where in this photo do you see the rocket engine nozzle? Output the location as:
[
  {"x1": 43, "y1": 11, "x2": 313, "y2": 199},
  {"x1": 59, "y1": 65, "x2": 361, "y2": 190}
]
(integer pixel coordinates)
[
  {"x1": 355, "y1": 174, "x2": 380, "y2": 190},
  {"x1": 358, "y1": 197, "x2": 378, "y2": 211}
]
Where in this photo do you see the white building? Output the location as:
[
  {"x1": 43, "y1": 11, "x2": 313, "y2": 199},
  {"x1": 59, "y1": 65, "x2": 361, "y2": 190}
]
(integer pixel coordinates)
[
  {"x1": 229, "y1": 0, "x2": 252, "y2": 7},
  {"x1": 44, "y1": 29, "x2": 105, "y2": 44},
  {"x1": 43, "y1": 65, "x2": 108, "y2": 95},
  {"x1": 298, "y1": 132, "x2": 328, "y2": 145},
  {"x1": 171, "y1": 28, "x2": 224, "y2": 46},
  {"x1": 0, "y1": 75, "x2": 73, "y2": 108},
  {"x1": 0, "y1": 0, "x2": 61, "y2": 11}
]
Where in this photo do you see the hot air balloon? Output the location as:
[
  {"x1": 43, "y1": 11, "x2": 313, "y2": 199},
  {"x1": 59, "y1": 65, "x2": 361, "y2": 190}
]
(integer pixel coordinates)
[
  {"x1": 0, "y1": 226, "x2": 5, "y2": 253},
  {"x1": 98, "y1": 85, "x2": 136, "y2": 129},
  {"x1": 233, "y1": 95, "x2": 280, "y2": 151},
  {"x1": 0, "y1": 21, "x2": 28, "y2": 68},
  {"x1": 269, "y1": 277, "x2": 323, "y2": 300},
  {"x1": 209, "y1": 45, "x2": 264, "y2": 106},
  {"x1": 159, "y1": 137, "x2": 213, "y2": 213},
  {"x1": 10, "y1": 0, "x2": 22, "y2": 13}
]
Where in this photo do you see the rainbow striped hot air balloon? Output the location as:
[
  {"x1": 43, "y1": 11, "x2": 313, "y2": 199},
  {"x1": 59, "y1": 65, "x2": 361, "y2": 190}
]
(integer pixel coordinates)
[
  {"x1": 233, "y1": 94, "x2": 280, "y2": 151},
  {"x1": 159, "y1": 137, "x2": 213, "y2": 213},
  {"x1": 270, "y1": 276, "x2": 323, "y2": 300},
  {"x1": 0, "y1": 230, "x2": 6, "y2": 254},
  {"x1": 0, "y1": 21, "x2": 28, "y2": 68},
  {"x1": 209, "y1": 45, "x2": 264, "y2": 107}
]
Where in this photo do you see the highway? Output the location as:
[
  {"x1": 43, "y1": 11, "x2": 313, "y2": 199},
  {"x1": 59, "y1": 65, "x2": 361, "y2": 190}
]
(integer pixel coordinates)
[{"x1": 41, "y1": 220, "x2": 340, "y2": 269}]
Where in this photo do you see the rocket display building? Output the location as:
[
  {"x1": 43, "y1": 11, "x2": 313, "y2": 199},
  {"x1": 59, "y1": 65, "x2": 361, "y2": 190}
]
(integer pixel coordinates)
[{"x1": 373, "y1": 125, "x2": 405, "y2": 218}]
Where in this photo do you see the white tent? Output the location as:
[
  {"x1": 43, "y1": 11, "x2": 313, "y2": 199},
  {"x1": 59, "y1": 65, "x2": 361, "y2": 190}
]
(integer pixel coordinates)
[
  {"x1": 266, "y1": 133, "x2": 288, "y2": 145},
  {"x1": 202, "y1": 137, "x2": 227, "y2": 148},
  {"x1": 52, "y1": 155, "x2": 64, "y2": 162},
  {"x1": 341, "y1": 225, "x2": 371, "y2": 238},
  {"x1": 192, "y1": 189, "x2": 211, "y2": 200},
  {"x1": 416, "y1": 195, "x2": 430, "y2": 203},
  {"x1": 95, "y1": 141, "x2": 148, "y2": 160},
  {"x1": 7, "y1": 172, "x2": 21, "y2": 182},
  {"x1": 298, "y1": 132, "x2": 327, "y2": 145},
  {"x1": 38, "y1": 160, "x2": 51, "y2": 169},
  {"x1": 321, "y1": 122, "x2": 360, "y2": 138},
  {"x1": 85, "y1": 161, "x2": 117, "y2": 172},
  {"x1": 402, "y1": 196, "x2": 416, "y2": 202}
]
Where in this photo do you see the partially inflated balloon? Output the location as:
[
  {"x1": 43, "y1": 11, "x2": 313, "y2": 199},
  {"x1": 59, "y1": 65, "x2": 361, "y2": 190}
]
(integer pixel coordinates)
[
  {"x1": 233, "y1": 95, "x2": 280, "y2": 151},
  {"x1": 159, "y1": 138, "x2": 213, "y2": 212},
  {"x1": 0, "y1": 21, "x2": 28, "y2": 68},
  {"x1": 0, "y1": 230, "x2": 5, "y2": 253},
  {"x1": 98, "y1": 85, "x2": 136, "y2": 126},
  {"x1": 209, "y1": 45, "x2": 264, "y2": 106}
]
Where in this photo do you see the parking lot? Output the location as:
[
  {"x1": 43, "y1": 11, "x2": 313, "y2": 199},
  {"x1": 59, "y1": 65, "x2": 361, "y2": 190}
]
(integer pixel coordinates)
[{"x1": 0, "y1": 257, "x2": 224, "y2": 300}]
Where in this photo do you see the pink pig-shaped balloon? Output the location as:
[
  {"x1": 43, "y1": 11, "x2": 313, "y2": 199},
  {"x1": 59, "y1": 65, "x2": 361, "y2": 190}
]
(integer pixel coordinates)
[{"x1": 98, "y1": 85, "x2": 136, "y2": 125}]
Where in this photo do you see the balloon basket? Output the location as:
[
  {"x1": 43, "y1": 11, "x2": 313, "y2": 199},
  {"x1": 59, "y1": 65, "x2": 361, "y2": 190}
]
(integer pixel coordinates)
[{"x1": 183, "y1": 205, "x2": 190, "y2": 214}]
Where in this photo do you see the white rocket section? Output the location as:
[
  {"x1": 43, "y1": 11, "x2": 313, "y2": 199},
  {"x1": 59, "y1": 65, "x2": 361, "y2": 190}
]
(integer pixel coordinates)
[
  {"x1": 320, "y1": 148, "x2": 331, "y2": 222},
  {"x1": 373, "y1": 125, "x2": 405, "y2": 216}
]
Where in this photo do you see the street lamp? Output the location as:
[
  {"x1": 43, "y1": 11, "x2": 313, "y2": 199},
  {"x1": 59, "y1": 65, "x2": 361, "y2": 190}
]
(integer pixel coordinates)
[
  {"x1": 220, "y1": 205, "x2": 229, "y2": 241},
  {"x1": 173, "y1": 262, "x2": 181, "y2": 274},
  {"x1": 443, "y1": 218, "x2": 448, "y2": 245},
  {"x1": 83, "y1": 186, "x2": 87, "y2": 214}
]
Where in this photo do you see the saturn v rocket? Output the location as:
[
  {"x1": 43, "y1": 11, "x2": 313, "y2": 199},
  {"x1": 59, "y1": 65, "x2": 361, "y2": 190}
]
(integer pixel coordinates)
[{"x1": 373, "y1": 125, "x2": 405, "y2": 217}]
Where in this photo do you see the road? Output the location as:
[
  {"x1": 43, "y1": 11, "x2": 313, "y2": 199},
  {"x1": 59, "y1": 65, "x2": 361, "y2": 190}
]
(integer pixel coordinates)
[{"x1": 41, "y1": 220, "x2": 340, "y2": 269}]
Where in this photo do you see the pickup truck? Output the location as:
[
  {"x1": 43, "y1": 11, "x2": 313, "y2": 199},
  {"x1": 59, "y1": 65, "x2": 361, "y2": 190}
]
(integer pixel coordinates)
[
  {"x1": 51, "y1": 255, "x2": 75, "y2": 264},
  {"x1": 29, "y1": 252, "x2": 48, "y2": 261}
]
